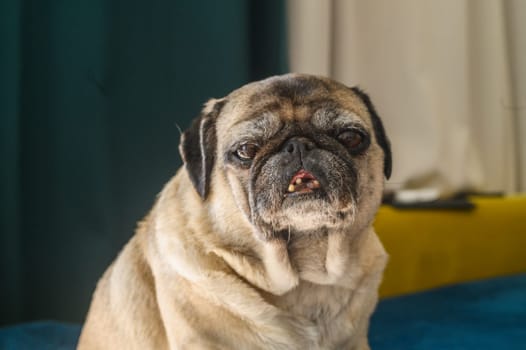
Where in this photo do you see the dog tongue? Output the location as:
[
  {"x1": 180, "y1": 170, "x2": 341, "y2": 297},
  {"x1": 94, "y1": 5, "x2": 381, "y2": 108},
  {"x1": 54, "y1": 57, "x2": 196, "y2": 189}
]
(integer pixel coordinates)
[
  {"x1": 290, "y1": 170, "x2": 317, "y2": 184},
  {"x1": 287, "y1": 169, "x2": 321, "y2": 193}
]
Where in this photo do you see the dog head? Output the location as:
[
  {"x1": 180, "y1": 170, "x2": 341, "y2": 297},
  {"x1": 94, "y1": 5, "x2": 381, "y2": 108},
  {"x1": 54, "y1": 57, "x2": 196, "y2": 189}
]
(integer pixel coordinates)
[{"x1": 180, "y1": 74, "x2": 391, "y2": 241}]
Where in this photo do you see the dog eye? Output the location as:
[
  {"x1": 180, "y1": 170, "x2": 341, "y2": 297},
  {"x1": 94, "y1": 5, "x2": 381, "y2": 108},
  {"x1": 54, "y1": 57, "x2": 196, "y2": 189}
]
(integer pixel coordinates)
[
  {"x1": 338, "y1": 129, "x2": 367, "y2": 150},
  {"x1": 235, "y1": 143, "x2": 260, "y2": 160}
]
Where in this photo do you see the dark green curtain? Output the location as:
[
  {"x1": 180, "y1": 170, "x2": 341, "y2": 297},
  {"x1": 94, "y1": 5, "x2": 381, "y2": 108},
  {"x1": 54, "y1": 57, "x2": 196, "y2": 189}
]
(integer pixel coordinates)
[{"x1": 0, "y1": 0, "x2": 288, "y2": 325}]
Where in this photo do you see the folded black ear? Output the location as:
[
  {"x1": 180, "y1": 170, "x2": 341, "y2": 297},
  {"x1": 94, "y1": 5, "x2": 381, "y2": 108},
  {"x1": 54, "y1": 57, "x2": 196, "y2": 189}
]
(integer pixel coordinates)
[
  {"x1": 179, "y1": 98, "x2": 226, "y2": 199},
  {"x1": 350, "y1": 87, "x2": 392, "y2": 179}
]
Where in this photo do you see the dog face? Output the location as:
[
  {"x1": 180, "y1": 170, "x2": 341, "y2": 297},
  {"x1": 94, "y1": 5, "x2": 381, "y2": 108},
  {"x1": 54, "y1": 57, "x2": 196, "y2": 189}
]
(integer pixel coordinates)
[{"x1": 180, "y1": 74, "x2": 391, "y2": 241}]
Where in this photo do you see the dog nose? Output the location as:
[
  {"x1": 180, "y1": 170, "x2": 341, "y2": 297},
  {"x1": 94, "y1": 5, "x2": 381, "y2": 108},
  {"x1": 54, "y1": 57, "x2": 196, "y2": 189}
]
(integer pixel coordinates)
[{"x1": 282, "y1": 137, "x2": 315, "y2": 158}]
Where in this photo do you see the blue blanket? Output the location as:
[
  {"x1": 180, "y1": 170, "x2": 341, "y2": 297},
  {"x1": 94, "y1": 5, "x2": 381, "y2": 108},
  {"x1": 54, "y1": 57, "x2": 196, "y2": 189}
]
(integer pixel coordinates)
[
  {"x1": 0, "y1": 322, "x2": 80, "y2": 350},
  {"x1": 370, "y1": 273, "x2": 526, "y2": 349},
  {"x1": 1, "y1": 274, "x2": 525, "y2": 349}
]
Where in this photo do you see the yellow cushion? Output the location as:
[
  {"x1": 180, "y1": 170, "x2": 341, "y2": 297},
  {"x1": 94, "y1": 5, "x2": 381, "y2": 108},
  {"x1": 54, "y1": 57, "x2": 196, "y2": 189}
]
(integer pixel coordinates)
[{"x1": 375, "y1": 195, "x2": 526, "y2": 297}]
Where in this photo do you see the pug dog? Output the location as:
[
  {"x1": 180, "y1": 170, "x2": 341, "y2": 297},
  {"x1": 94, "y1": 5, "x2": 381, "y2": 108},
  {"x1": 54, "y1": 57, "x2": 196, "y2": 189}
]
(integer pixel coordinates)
[{"x1": 78, "y1": 74, "x2": 391, "y2": 350}]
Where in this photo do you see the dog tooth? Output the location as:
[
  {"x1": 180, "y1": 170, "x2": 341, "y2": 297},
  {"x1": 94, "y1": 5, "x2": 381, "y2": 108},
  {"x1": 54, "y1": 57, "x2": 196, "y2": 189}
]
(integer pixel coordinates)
[
  {"x1": 313, "y1": 180, "x2": 320, "y2": 187},
  {"x1": 288, "y1": 184, "x2": 295, "y2": 192},
  {"x1": 295, "y1": 178, "x2": 302, "y2": 185}
]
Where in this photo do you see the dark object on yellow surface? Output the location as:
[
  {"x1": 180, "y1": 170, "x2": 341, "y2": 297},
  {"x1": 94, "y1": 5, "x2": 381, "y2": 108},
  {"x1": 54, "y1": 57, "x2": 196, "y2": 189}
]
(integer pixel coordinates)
[
  {"x1": 389, "y1": 196, "x2": 476, "y2": 210},
  {"x1": 376, "y1": 195, "x2": 526, "y2": 297}
]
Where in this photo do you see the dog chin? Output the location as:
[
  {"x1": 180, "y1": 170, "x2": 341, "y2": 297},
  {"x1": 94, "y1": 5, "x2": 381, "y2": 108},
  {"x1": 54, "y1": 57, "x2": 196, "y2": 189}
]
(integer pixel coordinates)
[{"x1": 273, "y1": 197, "x2": 352, "y2": 232}]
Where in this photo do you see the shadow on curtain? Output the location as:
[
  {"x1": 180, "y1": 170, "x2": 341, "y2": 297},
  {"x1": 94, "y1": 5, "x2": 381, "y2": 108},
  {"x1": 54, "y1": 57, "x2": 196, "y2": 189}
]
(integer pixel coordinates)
[{"x1": 0, "y1": 0, "x2": 287, "y2": 325}]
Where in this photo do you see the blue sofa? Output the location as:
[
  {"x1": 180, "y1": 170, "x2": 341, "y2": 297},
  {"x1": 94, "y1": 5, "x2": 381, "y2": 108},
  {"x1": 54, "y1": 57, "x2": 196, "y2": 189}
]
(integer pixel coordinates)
[{"x1": 1, "y1": 274, "x2": 525, "y2": 350}]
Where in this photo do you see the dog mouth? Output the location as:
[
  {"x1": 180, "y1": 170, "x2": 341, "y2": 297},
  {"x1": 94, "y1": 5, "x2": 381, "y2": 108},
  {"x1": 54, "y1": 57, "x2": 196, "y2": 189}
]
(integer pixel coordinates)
[{"x1": 285, "y1": 169, "x2": 322, "y2": 195}]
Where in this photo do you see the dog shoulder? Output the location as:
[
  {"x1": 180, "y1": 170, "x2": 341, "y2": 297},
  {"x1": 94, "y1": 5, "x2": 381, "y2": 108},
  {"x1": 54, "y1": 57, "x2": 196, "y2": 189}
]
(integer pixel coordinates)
[{"x1": 79, "y1": 224, "x2": 168, "y2": 349}]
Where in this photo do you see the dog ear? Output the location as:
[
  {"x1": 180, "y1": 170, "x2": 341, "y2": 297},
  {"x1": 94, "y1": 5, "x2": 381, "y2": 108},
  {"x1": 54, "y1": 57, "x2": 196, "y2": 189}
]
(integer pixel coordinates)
[
  {"x1": 179, "y1": 98, "x2": 226, "y2": 199},
  {"x1": 350, "y1": 87, "x2": 392, "y2": 179}
]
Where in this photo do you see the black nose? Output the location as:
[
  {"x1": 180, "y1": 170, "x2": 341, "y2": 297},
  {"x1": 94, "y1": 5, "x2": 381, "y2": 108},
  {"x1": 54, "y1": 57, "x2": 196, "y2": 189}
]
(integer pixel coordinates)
[{"x1": 281, "y1": 137, "x2": 315, "y2": 159}]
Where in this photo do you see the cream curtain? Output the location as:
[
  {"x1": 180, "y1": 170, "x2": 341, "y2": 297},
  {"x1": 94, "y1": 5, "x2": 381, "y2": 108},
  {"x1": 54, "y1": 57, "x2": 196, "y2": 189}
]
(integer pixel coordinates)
[{"x1": 288, "y1": 0, "x2": 526, "y2": 194}]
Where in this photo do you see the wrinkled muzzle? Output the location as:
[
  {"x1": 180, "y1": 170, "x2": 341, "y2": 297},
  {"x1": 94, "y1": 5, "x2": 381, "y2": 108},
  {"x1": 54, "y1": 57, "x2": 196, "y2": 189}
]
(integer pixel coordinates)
[{"x1": 248, "y1": 137, "x2": 359, "y2": 239}]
